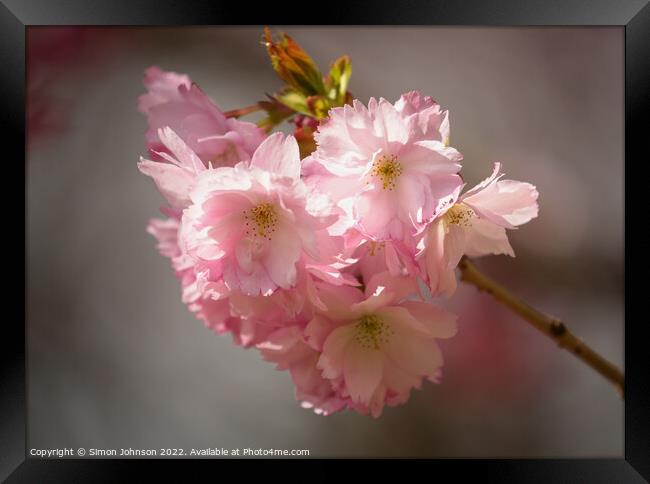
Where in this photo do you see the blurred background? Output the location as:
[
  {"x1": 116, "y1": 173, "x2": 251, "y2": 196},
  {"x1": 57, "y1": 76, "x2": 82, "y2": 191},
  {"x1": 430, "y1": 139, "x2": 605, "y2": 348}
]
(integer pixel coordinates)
[{"x1": 27, "y1": 27, "x2": 623, "y2": 457}]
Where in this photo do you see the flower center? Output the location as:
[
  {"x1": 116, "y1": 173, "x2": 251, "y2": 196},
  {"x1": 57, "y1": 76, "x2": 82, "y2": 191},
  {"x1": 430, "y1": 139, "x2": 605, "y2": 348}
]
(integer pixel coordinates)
[
  {"x1": 444, "y1": 203, "x2": 475, "y2": 227},
  {"x1": 367, "y1": 241, "x2": 386, "y2": 256},
  {"x1": 371, "y1": 154, "x2": 403, "y2": 190},
  {"x1": 243, "y1": 202, "x2": 279, "y2": 240},
  {"x1": 354, "y1": 314, "x2": 394, "y2": 350}
]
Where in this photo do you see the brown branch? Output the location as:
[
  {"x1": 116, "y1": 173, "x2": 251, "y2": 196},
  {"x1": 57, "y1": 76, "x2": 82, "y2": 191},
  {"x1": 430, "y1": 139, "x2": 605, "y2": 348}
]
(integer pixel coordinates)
[
  {"x1": 223, "y1": 103, "x2": 263, "y2": 119},
  {"x1": 458, "y1": 256, "x2": 624, "y2": 398}
]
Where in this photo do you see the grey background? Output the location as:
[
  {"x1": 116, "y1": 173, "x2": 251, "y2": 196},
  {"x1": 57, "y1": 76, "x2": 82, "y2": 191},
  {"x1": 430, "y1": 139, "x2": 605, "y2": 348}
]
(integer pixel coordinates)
[{"x1": 27, "y1": 27, "x2": 623, "y2": 457}]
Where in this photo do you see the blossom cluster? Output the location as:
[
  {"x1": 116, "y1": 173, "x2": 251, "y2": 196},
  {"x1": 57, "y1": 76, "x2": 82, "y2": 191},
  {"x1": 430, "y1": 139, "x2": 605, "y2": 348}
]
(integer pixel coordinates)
[{"x1": 137, "y1": 66, "x2": 538, "y2": 417}]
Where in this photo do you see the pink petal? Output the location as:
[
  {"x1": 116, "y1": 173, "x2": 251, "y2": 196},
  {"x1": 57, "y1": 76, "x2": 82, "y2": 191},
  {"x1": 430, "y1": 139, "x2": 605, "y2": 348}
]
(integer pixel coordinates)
[
  {"x1": 146, "y1": 217, "x2": 180, "y2": 259},
  {"x1": 226, "y1": 259, "x2": 276, "y2": 296},
  {"x1": 375, "y1": 306, "x2": 431, "y2": 336},
  {"x1": 138, "y1": 66, "x2": 190, "y2": 113},
  {"x1": 367, "y1": 386, "x2": 388, "y2": 418},
  {"x1": 464, "y1": 217, "x2": 515, "y2": 257},
  {"x1": 350, "y1": 287, "x2": 397, "y2": 316},
  {"x1": 395, "y1": 172, "x2": 428, "y2": 227},
  {"x1": 314, "y1": 283, "x2": 365, "y2": 321},
  {"x1": 190, "y1": 165, "x2": 252, "y2": 202},
  {"x1": 318, "y1": 325, "x2": 355, "y2": 379},
  {"x1": 400, "y1": 140, "x2": 463, "y2": 175},
  {"x1": 196, "y1": 131, "x2": 248, "y2": 167},
  {"x1": 257, "y1": 326, "x2": 303, "y2": 368},
  {"x1": 427, "y1": 174, "x2": 464, "y2": 222},
  {"x1": 304, "y1": 314, "x2": 335, "y2": 351},
  {"x1": 343, "y1": 346, "x2": 384, "y2": 405},
  {"x1": 364, "y1": 272, "x2": 418, "y2": 302},
  {"x1": 138, "y1": 158, "x2": 194, "y2": 209},
  {"x1": 226, "y1": 118, "x2": 267, "y2": 157},
  {"x1": 312, "y1": 105, "x2": 371, "y2": 176},
  {"x1": 205, "y1": 212, "x2": 246, "y2": 255},
  {"x1": 355, "y1": 188, "x2": 398, "y2": 240},
  {"x1": 462, "y1": 163, "x2": 539, "y2": 229},
  {"x1": 444, "y1": 223, "x2": 467, "y2": 270},
  {"x1": 158, "y1": 126, "x2": 205, "y2": 173},
  {"x1": 304, "y1": 273, "x2": 328, "y2": 312},
  {"x1": 394, "y1": 90, "x2": 436, "y2": 115},
  {"x1": 382, "y1": 356, "x2": 423, "y2": 394},
  {"x1": 199, "y1": 192, "x2": 252, "y2": 225},
  {"x1": 235, "y1": 239, "x2": 254, "y2": 274},
  {"x1": 250, "y1": 132, "x2": 301, "y2": 180},
  {"x1": 193, "y1": 297, "x2": 233, "y2": 333},
  {"x1": 289, "y1": 352, "x2": 328, "y2": 394},
  {"x1": 422, "y1": 219, "x2": 459, "y2": 297},
  {"x1": 376, "y1": 98, "x2": 409, "y2": 144},
  {"x1": 385, "y1": 325, "x2": 443, "y2": 378},
  {"x1": 263, "y1": 225, "x2": 302, "y2": 289},
  {"x1": 399, "y1": 301, "x2": 458, "y2": 339}
]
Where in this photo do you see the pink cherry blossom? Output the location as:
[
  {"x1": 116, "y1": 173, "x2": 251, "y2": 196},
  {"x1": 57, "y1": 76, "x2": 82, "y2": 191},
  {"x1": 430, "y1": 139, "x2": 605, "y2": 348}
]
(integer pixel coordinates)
[
  {"x1": 306, "y1": 280, "x2": 457, "y2": 417},
  {"x1": 420, "y1": 162, "x2": 539, "y2": 297},
  {"x1": 303, "y1": 92, "x2": 464, "y2": 242},
  {"x1": 181, "y1": 132, "x2": 343, "y2": 297},
  {"x1": 138, "y1": 66, "x2": 265, "y2": 167},
  {"x1": 136, "y1": 61, "x2": 542, "y2": 418}
]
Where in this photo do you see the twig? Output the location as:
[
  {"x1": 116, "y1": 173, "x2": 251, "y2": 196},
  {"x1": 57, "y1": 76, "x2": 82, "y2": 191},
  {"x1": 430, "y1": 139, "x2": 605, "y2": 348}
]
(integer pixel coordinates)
[
  {"x1": 223, "y1": 103, "x2": 263, "y2": 118},
  {"x1": 458, "y1": 257, "x2": 624, "y2": 397}
]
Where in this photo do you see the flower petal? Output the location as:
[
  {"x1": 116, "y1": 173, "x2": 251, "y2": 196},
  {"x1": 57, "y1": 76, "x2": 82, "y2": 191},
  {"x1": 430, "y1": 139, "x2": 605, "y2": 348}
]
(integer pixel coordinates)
[
  {"x1": 263, "y1": 224, "x2": 302, "y2": 289},
  {"x1": 250, "y1": 132, "x2": 301, "y2": 180},
  {"x1": 343, "y1": 345, "x2": 384, "y2": 405},
  {"x1": 399, "y1": 301, "x2": 458, "y2": 339},
  {"x1": 385, "y1": 325, "x2": 443, "y2": 378},
  {"x1": 138, "y1": 158, "x2": 194, "y2": 209},
  {"x1": 462, "y1": 163, "x2": 539, "y2": 228},
  {"x1": 318, "y1": 325, "x2": 354, "y2": 379},
  {"x1": 355, "y1": 188, "x2": 399, "y2": 240},
  {"x1": 422, "y1": 219, "x2": 459, "y2": 297},
  {"x1": 158, "y1": 126, "x2": 205, "y2": 173},
  {"x1": 464, "y1": 217, "x2": 515, "y2": 257}
]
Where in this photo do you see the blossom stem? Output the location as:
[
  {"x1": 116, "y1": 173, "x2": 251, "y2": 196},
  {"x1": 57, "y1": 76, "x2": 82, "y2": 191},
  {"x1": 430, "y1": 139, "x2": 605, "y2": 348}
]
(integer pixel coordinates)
[
  {"x1": 458, "y1": 256, "x2": 624, "y2": 397},
  {"x1": 223, "y1": 104, "x2": 263, "y2": 118}
]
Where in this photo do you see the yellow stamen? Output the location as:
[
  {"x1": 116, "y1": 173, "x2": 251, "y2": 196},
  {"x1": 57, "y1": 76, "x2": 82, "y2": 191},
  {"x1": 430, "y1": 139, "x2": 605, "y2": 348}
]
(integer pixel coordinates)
[
  {"x1": 368, "y1": 241, "x2": 386, "y2": 256},
  {"x1": 354, "y1": 314, "x2": 394, "y2": 350},
  {"x1": 371, "y1": 154, "x2": 403, "y2": 190},
  {"x1": 444, "y1": 203, "x2": 475, "y2": 227},
  {"x1": 243, "y1": 203, "x2": 279, "y2": 240}
]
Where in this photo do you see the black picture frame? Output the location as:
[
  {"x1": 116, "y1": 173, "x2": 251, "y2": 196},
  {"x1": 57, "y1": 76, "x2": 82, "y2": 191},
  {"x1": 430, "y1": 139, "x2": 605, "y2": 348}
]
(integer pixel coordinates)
[{"x1": 5, "y1": 0, "x2": 648, "y2": 480}]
